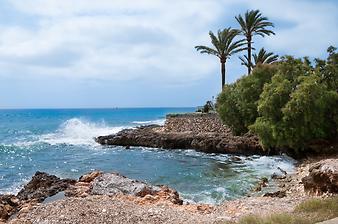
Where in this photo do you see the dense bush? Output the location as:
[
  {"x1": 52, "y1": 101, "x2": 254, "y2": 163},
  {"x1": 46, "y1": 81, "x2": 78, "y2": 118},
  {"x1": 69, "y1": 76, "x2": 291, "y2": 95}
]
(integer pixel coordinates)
[
  {"x1": 217, "y1": 47, "x2": 338, "y2": 152},
  {"x1": 217, "y1": 64, "x2": 277, "y2": 135}
]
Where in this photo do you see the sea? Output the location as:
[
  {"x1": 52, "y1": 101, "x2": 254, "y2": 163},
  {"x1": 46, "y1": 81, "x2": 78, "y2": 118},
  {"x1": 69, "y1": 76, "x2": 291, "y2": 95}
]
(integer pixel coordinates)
[{"x1": 0, "y1": 108, "x2": 296, "y2": 204}]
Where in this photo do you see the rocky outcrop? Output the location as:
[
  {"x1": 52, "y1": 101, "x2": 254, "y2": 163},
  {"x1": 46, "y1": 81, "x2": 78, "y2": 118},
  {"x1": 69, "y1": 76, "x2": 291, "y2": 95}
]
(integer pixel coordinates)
[
  {"x1": 16, "y1": 171, "x2": 76, "y2": 202},
  {"x1": 91, "y1": 173, "x2": 162, "y2": 196},
  {"x1": 90, "y1": 172, "x2": 182, "y2": 205},
  {"x1": 302, "y1": 159, "x2": 338, "y2": 194},
  {"x1": 1, "y1": 172, "x2": 76, "y2": 222},
  {"x1": 96, "y1": 125, "x2": 266, "y2": 155},
  {"x1": 0, "y1": 195, "x2": 19, "y2": 221},
  {"x1": 1, "y1": 170, "x2": 183, "y2": 222}
]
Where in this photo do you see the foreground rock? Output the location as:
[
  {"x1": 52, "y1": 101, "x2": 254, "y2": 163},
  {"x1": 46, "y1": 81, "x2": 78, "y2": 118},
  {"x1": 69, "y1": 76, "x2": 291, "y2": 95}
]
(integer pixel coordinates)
[
  {"x1": 0, "y1": 171, "x2": 182, "y2": 222},
  {"x1": 90, "y1": 172, "x2": 182, "y2": 205},
  {"x1": 4, "y1": 156, "x2": 338, "y2": 223},
  {"x1": 17, "y1": 171, "x2": 76, "y2": 202},
  {"x1": 0, "y1": 195, "x2": 19, "y2": 221},
  {"x1": 96, "y1": 115, "x2": 267, "y2": 155},
  {"x1": 302, "y1": 159, "x2": 338, "y2": 194}
]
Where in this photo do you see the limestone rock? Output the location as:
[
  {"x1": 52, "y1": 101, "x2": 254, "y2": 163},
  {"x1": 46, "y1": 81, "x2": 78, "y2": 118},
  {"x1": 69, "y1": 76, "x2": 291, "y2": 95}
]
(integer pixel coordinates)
[
  {"x1": 79, "y1": 171, "x2": 103, "y2": 183},
  {"x1": 302, "y1": 159, "x2": 338, "y2": 194},
  {"x1": 96, "y1": 125, "x2": 264, "y2": 155},
  {"x1": 0, "y1": 195, "x2": 19, "y2": 220},
  {"x1": 16, "y1": 171, "x2": 76, "y2": 202},
  {"x1": 90, "y1": 173, "x2": 182, "y2": 205},
  {"x1": 91, "y1": 173, "x2": 161, "y2": 197}
]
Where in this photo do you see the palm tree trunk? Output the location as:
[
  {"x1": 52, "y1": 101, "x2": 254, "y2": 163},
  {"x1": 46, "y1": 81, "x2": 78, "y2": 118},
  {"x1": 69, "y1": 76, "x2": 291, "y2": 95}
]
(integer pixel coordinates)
[
  {"x1": 221, "y1": 62, "x2": 225, "y2": 89},
  {"x1": 247, "y1": 37, "x2": 252, "y2": 74}
]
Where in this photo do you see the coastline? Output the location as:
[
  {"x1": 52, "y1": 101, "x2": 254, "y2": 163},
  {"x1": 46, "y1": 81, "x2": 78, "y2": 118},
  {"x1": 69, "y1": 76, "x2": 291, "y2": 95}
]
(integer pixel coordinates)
[
  {"x1": 2, "y1": 155, "x2": 337, "y2": 224},
  {"x1": 1, "y1": 112, "x2": 337, "y2": 223}
]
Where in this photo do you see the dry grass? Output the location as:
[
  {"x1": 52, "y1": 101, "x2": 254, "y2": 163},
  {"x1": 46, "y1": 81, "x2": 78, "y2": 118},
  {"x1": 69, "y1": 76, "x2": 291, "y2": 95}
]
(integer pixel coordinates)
[{"x1": 228, "y1": 196, "x2": 338, "y2": 224}]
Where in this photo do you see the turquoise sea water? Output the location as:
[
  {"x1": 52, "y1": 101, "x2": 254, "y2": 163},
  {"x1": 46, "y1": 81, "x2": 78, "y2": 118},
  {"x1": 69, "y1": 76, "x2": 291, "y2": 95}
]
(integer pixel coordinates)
[{"x1": 0, "y1": 108, "x2": 295, "y2": 204}]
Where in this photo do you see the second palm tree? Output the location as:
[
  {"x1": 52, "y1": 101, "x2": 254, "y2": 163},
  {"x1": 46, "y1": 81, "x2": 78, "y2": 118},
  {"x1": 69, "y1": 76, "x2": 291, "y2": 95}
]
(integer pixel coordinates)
[
  {"x1": 236, "y1": 10, "x2": 275, "y2": 74},
  {"x1": 195, "y1": 28, "x2": 246, "y2": 89}
]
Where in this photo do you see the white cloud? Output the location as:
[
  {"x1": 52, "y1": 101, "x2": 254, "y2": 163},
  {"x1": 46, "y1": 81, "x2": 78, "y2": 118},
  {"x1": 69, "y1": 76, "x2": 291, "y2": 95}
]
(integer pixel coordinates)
[
  {"x1": 242, "y1": 0, "x2": 338, "y2": 56},
  {"x1": 1, "y1": 0, "x2": 226, "y2": 83},
  {"x1": 0, "y1": 0, "x2": 337, "y2": 84}
]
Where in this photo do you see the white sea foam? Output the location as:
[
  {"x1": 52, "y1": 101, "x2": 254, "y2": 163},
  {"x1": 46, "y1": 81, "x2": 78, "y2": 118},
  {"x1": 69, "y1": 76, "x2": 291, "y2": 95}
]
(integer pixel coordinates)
[
  {"x1": 37, "y1": 118, "x2": 126, "y2": 146},
  {"x1": 132, "y1": 119, "x2": 165, "y2": 125}
]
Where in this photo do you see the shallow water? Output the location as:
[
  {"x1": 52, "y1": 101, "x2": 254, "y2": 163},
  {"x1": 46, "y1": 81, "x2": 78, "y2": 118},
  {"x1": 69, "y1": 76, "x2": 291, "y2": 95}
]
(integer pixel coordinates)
[{"x1": 0, "y1": 108, "x2": 295, "y2": 204}]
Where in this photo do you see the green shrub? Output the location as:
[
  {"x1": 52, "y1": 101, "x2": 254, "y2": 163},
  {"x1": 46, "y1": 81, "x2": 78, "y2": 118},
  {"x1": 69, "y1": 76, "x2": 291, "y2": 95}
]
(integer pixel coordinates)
[
  {"x1": 250, "y1": 54, "x2": 338, "y2": 152},
  {"x1": 217, "y1": 46, "x2": 338, "y2": 152},
  {"x1": 217, "y1": 64, "x2": 277, "y2": 135}
]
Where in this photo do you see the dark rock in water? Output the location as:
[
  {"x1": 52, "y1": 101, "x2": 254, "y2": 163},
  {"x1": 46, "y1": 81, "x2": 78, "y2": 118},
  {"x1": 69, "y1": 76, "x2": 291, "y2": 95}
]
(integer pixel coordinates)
[
  {"x1": 96, "y1": 125, "x2": 267, "y2": 155},
  {"x1": 263, "y1": 190, "x2": 286, "y2": 198},
  {"x1": 90, "y1": 172, "x2": 183, "y2": 205},
  {"x1": 16, "y1": 171, "x2": 76, "y2": 202},
  {"x1": 253, "y1": 177, "x2": 269, "y2": 192},
  {"x1": 302, "y1": 159, "x2": 338, "y2": 194},
  {"x1": 0, "y1": 195, "x2": 19, "y2": 221}
]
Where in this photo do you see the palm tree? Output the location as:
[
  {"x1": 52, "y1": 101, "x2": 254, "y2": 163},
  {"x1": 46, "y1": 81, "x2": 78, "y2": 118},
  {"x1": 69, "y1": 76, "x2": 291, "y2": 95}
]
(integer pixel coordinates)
[
  {"x1": 195, "y1": 28, "x2": 246, "y2": 89},
  {"x1": 236, "y1": 10, "x2": 275, "y2": 74},
  {"x1": 239, "y1": 48, "x2": 278, "y2": 70}
]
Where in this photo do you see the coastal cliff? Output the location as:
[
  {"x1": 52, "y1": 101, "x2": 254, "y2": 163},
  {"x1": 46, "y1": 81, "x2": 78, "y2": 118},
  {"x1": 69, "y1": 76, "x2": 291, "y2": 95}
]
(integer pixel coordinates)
[{"x1": 96, "y1": 113, "x2": 268, "y2": 155}]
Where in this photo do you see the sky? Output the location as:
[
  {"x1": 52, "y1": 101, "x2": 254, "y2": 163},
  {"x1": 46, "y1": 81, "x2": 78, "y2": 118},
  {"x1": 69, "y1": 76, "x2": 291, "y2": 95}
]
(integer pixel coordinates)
[{"x1": 0, "y1": 0, "x2": 337, "y2": 108}]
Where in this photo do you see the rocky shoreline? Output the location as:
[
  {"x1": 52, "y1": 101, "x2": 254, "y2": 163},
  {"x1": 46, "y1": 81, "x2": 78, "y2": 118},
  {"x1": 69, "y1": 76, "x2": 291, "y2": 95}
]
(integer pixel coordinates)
[
  {"x1": 1, "y1": 156, "x2": 337, "y2": 223},
  {"x1": 96, "y1": 113, "x2": 269, "y2": 155}
]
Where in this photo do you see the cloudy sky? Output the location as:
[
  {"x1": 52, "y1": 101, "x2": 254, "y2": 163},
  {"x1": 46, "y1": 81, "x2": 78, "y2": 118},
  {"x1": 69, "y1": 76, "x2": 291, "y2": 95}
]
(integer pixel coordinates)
[{"x1": 0, "y1": 0, "x2": 337, "y2": 108}]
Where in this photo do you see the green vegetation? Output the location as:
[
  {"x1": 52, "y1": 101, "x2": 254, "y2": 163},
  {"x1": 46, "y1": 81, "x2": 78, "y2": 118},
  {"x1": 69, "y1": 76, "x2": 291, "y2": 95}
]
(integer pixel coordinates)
[
  {"x1": 228, "y1": 196, "x2": 338, "y2": 224},
  {"x1": 195, "y1": 28, "x2": 246, "y2": 89},
  {"x1": 217, "y1": 64, "x2": 277, "y2": 135},
  {"x1": 236, "y1": 10, "x2": 275, "y2": 74},
  {"x1": 197, "y1": 9, "x2": 337, "y2": 153},
  {"x1": 217, "y1": 47, "x2": 338, "y2": 152},
  {"x1": 240, "y1": 48, "x2": 278, "y2": 70}
]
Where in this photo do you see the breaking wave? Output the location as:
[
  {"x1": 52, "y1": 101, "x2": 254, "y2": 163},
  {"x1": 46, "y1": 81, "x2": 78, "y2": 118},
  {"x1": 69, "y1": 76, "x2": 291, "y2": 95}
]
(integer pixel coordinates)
[{"x1": 38, "y1": 118, "x2": 125, "y2": 146}]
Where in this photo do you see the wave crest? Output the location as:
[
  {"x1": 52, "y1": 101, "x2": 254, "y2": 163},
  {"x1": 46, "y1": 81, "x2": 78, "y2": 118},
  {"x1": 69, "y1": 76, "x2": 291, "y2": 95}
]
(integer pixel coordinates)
[{"x1": 39, "y1": 118, "x2": 124, "y2": 146}]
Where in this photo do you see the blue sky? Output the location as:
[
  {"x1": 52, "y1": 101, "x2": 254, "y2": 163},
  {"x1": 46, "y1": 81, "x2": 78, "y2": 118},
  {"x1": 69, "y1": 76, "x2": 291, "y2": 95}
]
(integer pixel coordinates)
[{"x1": 0, "y1": 0, "x2": 337, "y2": 108}]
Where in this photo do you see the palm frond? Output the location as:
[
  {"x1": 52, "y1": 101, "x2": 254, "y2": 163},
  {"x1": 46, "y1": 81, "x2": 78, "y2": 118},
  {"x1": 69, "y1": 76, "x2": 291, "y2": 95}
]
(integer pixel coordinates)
[
  {"x1": 195, "y1": 27, "x2": 245, "y2": 61},
  {"x1": 236, "y1": 9, "x2": 275, "y2": 38},
  {"x1": 253, "y1": 48, "x2": 279, "y2": 65},
  {"x1": 195, "y1": 45, "x2": 220, "y2": 57}
]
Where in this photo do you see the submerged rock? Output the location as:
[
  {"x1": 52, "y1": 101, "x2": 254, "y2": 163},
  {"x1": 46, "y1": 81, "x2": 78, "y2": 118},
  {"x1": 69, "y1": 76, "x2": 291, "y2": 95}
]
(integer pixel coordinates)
[
  {"x1": 16, "y1": 171, "x2": 76, "y2": 202},
  {"x1": 253, "y1": 177, "x2": 269, "y2": 192},
  {"x1": 302, "y1": 159, "x2": 338, "y2": 194}
]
